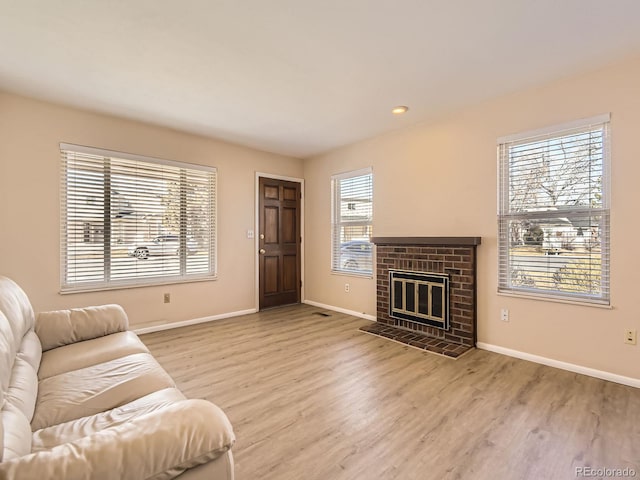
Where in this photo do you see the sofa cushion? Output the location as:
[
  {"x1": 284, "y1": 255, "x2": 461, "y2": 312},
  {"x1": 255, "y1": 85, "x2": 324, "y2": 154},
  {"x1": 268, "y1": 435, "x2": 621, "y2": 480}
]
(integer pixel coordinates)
[
  {"x1": 36, "y1": 304, "x2": 129, "y2": 352},
  {"x1": 1, "y1": 403, "x2": 31, "y2": 461},
  {"x1": 32, "y1": 387, "x2": 186, "y2": 451},
  {"x1": 0, "y1": 311, "x2": 16, "y2": 397},
  {"x1": 32, "y1": 352, "x2": 175, "y2": 430},
  {"x1": 5, "y1": 357, "x2": 38, "y2": 423},
  {"x1": 1, "y1": 400, "x2": 235, "y2": 480},
  {"x1": 0, "y1": 277, "x2": 38, "y2": 402},
  {"x1": 4, "y1": 329, "x2": 41, "y2": 427},
  {"x1": 38, "y1": 331, "x2": 149, "y2": 380},
  {"x1": 0, "y1": 277, "x2": 35, "y2": 355},
  {"x1": 16, "y1": 331, "x2": 41, "y2": 373}
]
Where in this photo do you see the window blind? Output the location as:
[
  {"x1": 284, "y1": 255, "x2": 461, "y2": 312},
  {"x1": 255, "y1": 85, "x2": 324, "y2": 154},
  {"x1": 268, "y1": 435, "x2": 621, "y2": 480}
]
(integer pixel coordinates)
[
  {"x1": 331, "y1": 168, "x2": 373, "y2": 275},
  {"x1": 497, "y1": 115, "x2": 610, "y2": 304},
  {"x1": 61, "y1": 144, "x2": 216, "y2": 292}
]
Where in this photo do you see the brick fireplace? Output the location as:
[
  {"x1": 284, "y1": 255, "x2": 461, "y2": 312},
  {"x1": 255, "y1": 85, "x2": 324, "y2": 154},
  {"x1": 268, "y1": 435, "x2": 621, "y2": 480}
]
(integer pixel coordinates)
[{"x1": 362, "y1": 236, "x2": 481, "y2": 358}]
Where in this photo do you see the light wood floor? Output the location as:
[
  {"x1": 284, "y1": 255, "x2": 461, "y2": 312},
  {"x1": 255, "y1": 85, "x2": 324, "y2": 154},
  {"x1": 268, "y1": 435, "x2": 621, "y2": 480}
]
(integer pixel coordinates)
[{"x1": 141, "y1": 304, "x2": 640, "y2": 480}]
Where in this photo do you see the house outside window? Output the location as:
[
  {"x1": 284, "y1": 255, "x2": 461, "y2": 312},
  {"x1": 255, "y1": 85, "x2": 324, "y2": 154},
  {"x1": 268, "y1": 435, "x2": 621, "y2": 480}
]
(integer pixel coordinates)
[
  {"x1": 497, "y1": 114, "x2": 610, "y2": 305},
  {"x1": 331, "y1": 168, "x2": 373, "y2": 276},
  {"x1": 60, "y1": 144, "x2": 216, "y2": 292}
]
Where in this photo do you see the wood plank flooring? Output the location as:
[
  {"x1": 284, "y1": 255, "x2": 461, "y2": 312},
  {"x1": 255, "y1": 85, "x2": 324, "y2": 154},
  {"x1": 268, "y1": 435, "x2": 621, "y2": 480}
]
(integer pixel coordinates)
[{"x1": 141, "y1": 304, "x2": 640, "y2": 480}]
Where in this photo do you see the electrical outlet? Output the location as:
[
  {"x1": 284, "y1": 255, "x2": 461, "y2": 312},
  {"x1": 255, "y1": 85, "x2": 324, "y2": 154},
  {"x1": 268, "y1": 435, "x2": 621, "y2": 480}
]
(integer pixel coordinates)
[
  {"x1": 624, "y1": 329, "x2": 637, "y2": 345},
  {"x1": 344, "y1": 283, "x2": 350, "y2": 293},
  {"x1": 500, "y1": 308, "x2": 509, "y2": 322},
  {"x1": 164, "y1": 293, "x2": 171, "y2": 304}
]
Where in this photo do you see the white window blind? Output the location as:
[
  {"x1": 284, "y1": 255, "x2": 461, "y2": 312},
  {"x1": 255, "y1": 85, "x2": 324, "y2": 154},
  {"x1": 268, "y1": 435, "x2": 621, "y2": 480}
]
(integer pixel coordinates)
[
  {"x1": 61, "y1": 144, "x2": 216, "y2": 292},
  {"x1": 497, "y1": 115, "x2": 610, "y2": 305},
  {"x1": 331, "y1": 168, "x2": 373, "y2": 275}
]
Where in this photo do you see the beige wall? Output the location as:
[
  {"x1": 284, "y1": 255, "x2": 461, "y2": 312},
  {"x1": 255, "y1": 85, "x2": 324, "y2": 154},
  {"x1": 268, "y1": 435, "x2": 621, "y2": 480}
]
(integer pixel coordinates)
[
  {"x1": 303, "y1": 56, "x2": 640, "y2": 380},
  {"x1": 0, "y1": 93, "x2": 302, "y2": 327}
]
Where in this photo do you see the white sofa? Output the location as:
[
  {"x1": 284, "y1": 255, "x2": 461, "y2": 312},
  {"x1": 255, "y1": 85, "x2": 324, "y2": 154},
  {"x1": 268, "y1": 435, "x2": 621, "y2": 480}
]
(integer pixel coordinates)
[{"x1": 0, "y1": 276, "x2": 235, "y2": 479}]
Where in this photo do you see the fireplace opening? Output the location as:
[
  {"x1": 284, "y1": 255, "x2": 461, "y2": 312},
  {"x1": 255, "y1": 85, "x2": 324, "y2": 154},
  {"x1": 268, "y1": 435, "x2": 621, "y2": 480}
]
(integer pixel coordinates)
[{"x1": 389, "y1": 270, "x2": 450, "y2": 330}]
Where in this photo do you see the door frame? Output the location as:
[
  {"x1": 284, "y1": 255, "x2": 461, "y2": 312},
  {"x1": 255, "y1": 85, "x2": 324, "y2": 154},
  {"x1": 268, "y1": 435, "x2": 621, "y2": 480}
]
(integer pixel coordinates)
[{"x1": 254, "y1": 172, "x2": 305, "y2": 311}]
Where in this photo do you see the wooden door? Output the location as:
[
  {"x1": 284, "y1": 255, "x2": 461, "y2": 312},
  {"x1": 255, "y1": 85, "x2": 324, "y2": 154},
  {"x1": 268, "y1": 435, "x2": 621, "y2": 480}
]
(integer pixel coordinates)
[{"x1": 259, "y1": 177, "x2": 301, "y2": 309}]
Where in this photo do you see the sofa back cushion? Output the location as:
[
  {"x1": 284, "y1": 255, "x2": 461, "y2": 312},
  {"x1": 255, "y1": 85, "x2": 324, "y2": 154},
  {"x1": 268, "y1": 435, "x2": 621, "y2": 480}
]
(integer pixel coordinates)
[
  {"x1": 0, "y1": 277, "x2": 40, "y2": 462},
  {"x1": 1, "y1": 403, "x2": 32, "y2": 461},
  {"x1": 0, "y1": 311, "x2": 16, "y2": 407},
  {"x1": 36, "y1": 304, "x2": 129, "y2": 352},
  {"x1": 0, "y1": 277, "x2": 38, "y2": 395},
  {"x1": 7, "y1": 331, "x2": 40, "y2": 420},
  {"x1": 1, "y1": 335, "x2": 40, "y2": 461},
  {"x1": 0, "y1": 277, "x2": 35, "y2": 357},
  {"x1": 0, "y1": 327, "x2": 37, "y2": 462}
]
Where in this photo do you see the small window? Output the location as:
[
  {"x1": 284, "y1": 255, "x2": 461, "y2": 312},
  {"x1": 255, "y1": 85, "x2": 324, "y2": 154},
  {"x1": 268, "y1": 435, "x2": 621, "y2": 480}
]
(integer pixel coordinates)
[
  {"x1": 497, "y1": 115, "x2": 610, "y2": 305},
  {"x1": 331, "y1": 168, "x2": 373, "y2": 276},
  {"x1": 60, "y1": 144, "x2": 217, "y2": 292}
]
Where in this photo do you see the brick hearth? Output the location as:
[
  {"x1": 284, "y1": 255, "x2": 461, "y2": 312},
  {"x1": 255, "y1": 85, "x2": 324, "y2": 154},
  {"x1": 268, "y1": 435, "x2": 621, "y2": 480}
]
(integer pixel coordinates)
[{"x1": 364, "y1": 236, "x2": 481, "y2": 358}]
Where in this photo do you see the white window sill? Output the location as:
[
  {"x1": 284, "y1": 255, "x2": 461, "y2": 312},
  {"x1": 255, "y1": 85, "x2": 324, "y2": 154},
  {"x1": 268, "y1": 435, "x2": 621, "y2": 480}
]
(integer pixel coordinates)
[
  {"x1": 60, "y1": 275, "x2": 217, "y2": 294},
  {"x1": 497, "y1": 290, "x2": 612, "y2": 309},
  {"x1": 331, "y1": 270, "x2": 373, "y2": 279}
]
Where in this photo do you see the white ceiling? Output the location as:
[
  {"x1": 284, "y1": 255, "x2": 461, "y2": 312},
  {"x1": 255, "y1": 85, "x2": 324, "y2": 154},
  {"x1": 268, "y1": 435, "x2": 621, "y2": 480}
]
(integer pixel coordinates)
[{"x1": 2, "y1": 1, "x2": 640, "y2": 158}]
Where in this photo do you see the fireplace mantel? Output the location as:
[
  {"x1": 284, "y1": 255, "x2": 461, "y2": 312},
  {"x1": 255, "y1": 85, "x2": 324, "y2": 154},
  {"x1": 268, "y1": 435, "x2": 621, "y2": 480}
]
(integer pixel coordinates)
[{"x1": 372, "y1": 236, "x2": 481, "y2": 246}]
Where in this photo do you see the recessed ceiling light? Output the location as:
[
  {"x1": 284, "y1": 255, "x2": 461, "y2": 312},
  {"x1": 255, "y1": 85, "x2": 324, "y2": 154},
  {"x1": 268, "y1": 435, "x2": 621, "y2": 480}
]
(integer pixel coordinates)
[{"x1": 392, "y1": 106, "x2": 409, "y2": 115}]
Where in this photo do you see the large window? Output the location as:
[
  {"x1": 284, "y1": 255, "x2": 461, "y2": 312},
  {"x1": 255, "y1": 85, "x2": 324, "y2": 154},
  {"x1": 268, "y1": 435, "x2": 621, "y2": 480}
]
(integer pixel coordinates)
[
  {"x1": 498, "y1": 115, "x2": 610, "y2": 305},
  {"x1": 331, "y1": 168, "x2": 373, "y2": 276},
  {"x1": 61, "y1": 144, "x2": 216, "y2": 292}
]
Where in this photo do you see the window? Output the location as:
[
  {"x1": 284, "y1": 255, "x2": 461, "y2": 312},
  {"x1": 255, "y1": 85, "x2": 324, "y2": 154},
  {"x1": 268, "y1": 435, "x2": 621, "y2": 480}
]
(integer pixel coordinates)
[
  {"x1": 61, "y1": 144, "x2": 216, "y2": 292},
  {"x1": 497, "y1": 114, "x2": 610, "y2": 305},
  {"x1": 331, "y1": 168, "x2": 373, "y2": 275}
]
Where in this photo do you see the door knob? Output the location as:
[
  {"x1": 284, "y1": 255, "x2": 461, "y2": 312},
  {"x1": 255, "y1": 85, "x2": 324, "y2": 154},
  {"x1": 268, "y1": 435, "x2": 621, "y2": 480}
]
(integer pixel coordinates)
[{"x1": 259, "y1": 249, "x2": 266, "y2": 254}]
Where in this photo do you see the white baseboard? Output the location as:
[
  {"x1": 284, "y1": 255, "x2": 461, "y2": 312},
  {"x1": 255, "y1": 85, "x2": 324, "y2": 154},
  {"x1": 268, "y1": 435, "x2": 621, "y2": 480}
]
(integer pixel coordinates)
[
  {"x1": 476, "y1": 342, "x2": 640, "y2": 389},
  {"x1": 303, "y1": 300, "x2": 376, "y2": 321},
  {"x1": 133, "y1": 308, "x2": 257, "y2": 335}
]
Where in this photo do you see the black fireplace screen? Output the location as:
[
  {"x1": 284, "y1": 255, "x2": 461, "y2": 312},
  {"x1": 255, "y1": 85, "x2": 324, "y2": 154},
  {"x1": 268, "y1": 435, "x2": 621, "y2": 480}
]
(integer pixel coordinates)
[{"x1": 389, "y1": 270, "x2": 450, "y2": 330}]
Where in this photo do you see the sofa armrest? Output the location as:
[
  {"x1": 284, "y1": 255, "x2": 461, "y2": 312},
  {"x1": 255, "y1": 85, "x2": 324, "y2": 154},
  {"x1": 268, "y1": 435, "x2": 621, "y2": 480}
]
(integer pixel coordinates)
[
  {"x1": 36, "y1": 304, "x2": 129, "y2": 352},
  {"x1": 0, "y1": 399, "x2": 235, "y2": 480}
]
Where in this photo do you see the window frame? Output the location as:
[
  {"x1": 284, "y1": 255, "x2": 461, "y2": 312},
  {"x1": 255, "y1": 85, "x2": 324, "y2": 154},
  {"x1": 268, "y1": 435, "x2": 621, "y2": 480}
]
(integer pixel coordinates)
[
  {"x1": 60, "y1": 143, "x2": 217, "y2": 293},
  {"x1": 331, "y1": 167, "x2": 374, "y2": 277},
  {"x1": 497, "y1": 114, "x2": 611, "y2": 306}
]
